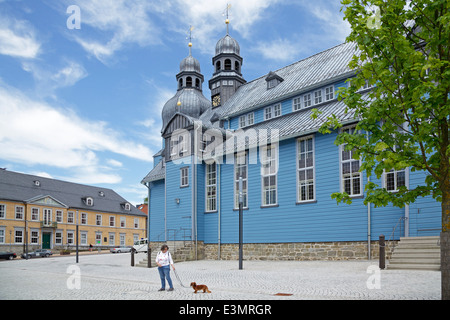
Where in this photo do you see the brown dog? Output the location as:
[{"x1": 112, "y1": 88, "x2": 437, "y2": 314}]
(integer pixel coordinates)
[{"x1": 190, "y1": 282, "x2": 211, "y2": 293}]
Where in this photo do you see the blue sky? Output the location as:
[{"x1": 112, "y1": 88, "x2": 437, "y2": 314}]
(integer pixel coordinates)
[{"x1": 0, "y1": 0, "x2": 350, "y2": 205}]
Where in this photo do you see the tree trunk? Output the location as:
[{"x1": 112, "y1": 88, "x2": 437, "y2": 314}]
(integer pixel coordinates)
[
  {"x1": 441, "y1": 182, "x2": 450, "y2": 300},
  {"x1": 442, "y1": 231, "x2": 450, "y2": 300}
]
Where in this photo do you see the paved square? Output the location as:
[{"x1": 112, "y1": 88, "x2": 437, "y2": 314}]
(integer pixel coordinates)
[{"x1": 0, "y1": 253, "x2": 440, "y2": 300}]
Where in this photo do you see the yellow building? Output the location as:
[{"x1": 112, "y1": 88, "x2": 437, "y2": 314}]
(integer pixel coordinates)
[{"x1": 0, "y1": 169, "x2": 147, "y2": 254}]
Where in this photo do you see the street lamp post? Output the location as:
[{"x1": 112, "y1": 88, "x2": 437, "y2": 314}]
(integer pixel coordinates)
[{"x1": 238, "y1": 176, "x2": 243, "y2": 270}]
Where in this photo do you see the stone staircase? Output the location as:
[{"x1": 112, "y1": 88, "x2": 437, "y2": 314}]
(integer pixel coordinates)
[
  {"x1": 387, "y1": 236, "x2": 440, "y2": 271},
  {"x1": 135, "y1": 241, "x2": 195, "y2": 268}
]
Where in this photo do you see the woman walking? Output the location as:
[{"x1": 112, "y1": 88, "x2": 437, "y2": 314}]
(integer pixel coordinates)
[{"x1": 156, "y1": 244, "x2": 175, "y2": 291}]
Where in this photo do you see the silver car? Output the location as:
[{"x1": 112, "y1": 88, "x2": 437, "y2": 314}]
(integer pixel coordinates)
[{"x1": 110, "y1": 246, "x2": 132, "y2": 253}]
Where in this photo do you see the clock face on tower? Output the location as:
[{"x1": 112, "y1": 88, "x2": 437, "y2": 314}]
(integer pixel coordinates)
[{"x1": 212, "y1": 94, "x2": 221, "y2": 107}]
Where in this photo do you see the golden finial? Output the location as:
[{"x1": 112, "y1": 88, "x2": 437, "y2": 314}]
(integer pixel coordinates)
[
  {"x1": 223, "y1": 3, "x2": 232, "y2": 34},
  {"x1": 186, "y1": 25, "x2": 194, "y2": 55}
]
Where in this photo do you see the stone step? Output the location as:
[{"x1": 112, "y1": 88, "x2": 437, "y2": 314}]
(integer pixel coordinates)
[
  {"x1": 389, "y1": 258, "x2": 440, "y2": 265},
  {"x1": 387, "y1": 263, "x2": 440, "y2": 271}
]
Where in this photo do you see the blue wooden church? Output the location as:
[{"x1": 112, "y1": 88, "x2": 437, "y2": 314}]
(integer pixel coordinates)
[{"x1": 141, "y1": 19, "x2": 441, "y2": 261}]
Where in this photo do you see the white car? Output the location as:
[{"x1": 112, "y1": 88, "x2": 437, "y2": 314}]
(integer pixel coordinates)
[{"x1": 110, "y1": 246, "x2": 132, "y2": 253}]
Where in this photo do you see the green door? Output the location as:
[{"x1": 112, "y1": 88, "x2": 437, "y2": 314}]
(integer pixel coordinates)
[{"x1": 42, "y1": 233, "x2": 51, "y2": 249}]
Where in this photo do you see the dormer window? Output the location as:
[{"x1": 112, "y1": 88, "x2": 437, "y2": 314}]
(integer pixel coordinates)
[
  {"x1": 265, "y1": 71, "x2": 284, "y2": 89},
  {"x1": 33, "y1": 180, "x2": 40, "y2": 187},
  {"x1": 84, "y1": 197, "x2": 94, "y2": 206},
  {"x1": 122, "y1": 202, "x2": 131, "y2": 211}
]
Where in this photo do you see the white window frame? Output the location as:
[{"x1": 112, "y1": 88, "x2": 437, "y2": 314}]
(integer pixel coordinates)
[
  {"x1": 339, "y1": 125, "x2": 363, "y2": 197},
  {"x1": 0, "y1": 228, "x2": 4, "y2": 244},
  {"x1": 15, "y1": 229, "x2": 24, "y2": 244},
  {"x1": 261, "y1": 144, "x2": 278, "y2": 206},
  {"x1": 31, "y1": 207, "x2": 39, "y2": 221},
  {"x1": 55, "y1": 231, "x2": 63, "y2": 245},
  {"x1": 293, "y1": 97, "x2": 302, "y2": 111},
  {"x1": 81, "y1": 212, "x2": 87, "y2": 225},
  {"x1": 15, "y1": 206, "x2": 24, "y2": 220},
  {"x1": 56, "y1": 210, "x2": 63, "y2": 223},
  {"x1": 234, "y1": 152, "x2": 248, "y2": 209},
  {"x1": 205, "y1": 162, "x2": 217, "y2": 212},
  {"x1": 325, "y1": 86, "x2": 334, "y2": 101},
  {"x1": 303, "y1": 93, "x2": 311, "y2": 107},
  {"x1": 314, "y1": 89, "x2": 322, "y2": 104},
  {"x1": 239, "y1": 115, "x2": 246, "y2": 128},
  {"x1": 96, "y1": 214, "x2": 102, "y2": 226},
  {"x1": 109, "y1": 216, "x2": 115, "y2": 227},
  {"x1": 120, "y1": 217, "x2": 126, "y2": 228},
  {"x1": 247, "y1": 113, "x2": 254, "y2": 126},
  {"x1": 134, "y1": 218, "x2": 139, "y2": 229},
  {"x1": 67, "y1": 211, "x2": 74, "y2": 224},
  {"x1": 180, "y1": 167, "x2": 189, "y2": 187},
  {"x1": 67, "y1": 231, "x2": 74, "y2": 245},
  {"x1": 109, "y1": 233, "x2": 115, "y2": 246},
  {"x1": 0, "y1": 204, "x2": 5, "y2": 219},
  {"x1": 382, "y1": 122, "x2": 408, "y2": 192},
  {"x1": 30, "y1": 230, "x2": 39, "y2": 244},
  {"x1": 297, "y1": 135, "x2": 315, "y2": 203},
  {"x1": 264, "y1": 106, "x2": 272, "y2": 120}
]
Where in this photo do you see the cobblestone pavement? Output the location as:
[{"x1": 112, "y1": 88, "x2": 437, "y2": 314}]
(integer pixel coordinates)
[{"x1": 0, "y1": 253, "x2": 441, "y2": 300}]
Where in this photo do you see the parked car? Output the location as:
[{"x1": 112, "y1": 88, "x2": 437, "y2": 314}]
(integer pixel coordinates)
[
  {"x1": 132, "y1": 238, "x2": 148, "y2": 253},
  {"x1": 0, "y1": 252, "x2": 17, "y2": 260},
  {"x1": 21, "y1": 249, "x2": 53, "y2": 259},
  {"x1": 110, "y1": 246, "x2": 132, "y2": 253}
]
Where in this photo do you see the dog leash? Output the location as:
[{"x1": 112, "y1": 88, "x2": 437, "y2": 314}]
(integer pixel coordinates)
[{"x1": 173, "y1": 268, "x2": 188, "y2": 288}]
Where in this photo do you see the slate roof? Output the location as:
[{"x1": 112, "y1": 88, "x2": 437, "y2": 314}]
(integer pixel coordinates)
[
  {"x1": 0, "y1": 170, "x2": 145, "y2": 216},
  {"x1": 141, "y1": 159, "x2": 165, "y2": 183},
  {"x1": 217, "y1": 41, "x2": 358, "y2": 119}
]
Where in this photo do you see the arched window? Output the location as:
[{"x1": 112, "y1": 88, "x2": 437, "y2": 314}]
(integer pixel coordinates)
[
  {"x1": 235, "y1": 61, "x2": 240, "y2": 73},
  {"x1": 195, "y1": 78, "x2": 200, "y2": 89},
  {"x1": 179, "y1": 78, "x2": 183, "y2": 89},
  {"x1": 186, "y1": 77, "x2": 192, "y2": 87},
  {"x1": 224, "y1": 59, "x2": 231, "y2": 70},
  {"x1": 216, "y1": 61, "x2": 221, "y2": 72}
]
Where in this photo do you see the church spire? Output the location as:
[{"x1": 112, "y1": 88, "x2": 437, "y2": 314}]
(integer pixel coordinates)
[
  {"x1": 223, "y1": 3, "x2": 231, "y2": 35},
  {"x1": 186, "y1": 25, "x2": 194, "y2": 56}
]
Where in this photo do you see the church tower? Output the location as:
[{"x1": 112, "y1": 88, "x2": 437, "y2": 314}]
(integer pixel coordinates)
[{"x1": 209, "y1": 6, "x2": 246, "y2": 108}]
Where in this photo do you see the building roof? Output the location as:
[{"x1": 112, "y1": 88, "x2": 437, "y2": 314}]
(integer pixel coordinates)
[
  {"x1": 141, "y1": 159, "x2": 165, "y2": 183},
  {"x1": 217, "y1": 42, "x2": 358, "y2": 119},
  {"x1": 0, "y1": 170, "x2": 145, "y2": 216}
]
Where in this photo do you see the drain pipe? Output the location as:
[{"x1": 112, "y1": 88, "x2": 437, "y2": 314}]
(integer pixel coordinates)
[
  {"x1": 367, "y1": 131, "x2": 371, "y2": 260},
  {"x1": 218, "y1": 162, "x2": 221, "y2": 260}
]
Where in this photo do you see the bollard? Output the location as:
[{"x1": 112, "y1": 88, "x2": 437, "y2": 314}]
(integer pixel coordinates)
[
  {"x1": 131, "y1": 248, "x2": 135, "y2": 267},
  {"x1": 147, "y1": 247, "x2": 151, "y2": 268},
  {"x1": 379, "y1": 234, "x2": 385, "y2": 270}
]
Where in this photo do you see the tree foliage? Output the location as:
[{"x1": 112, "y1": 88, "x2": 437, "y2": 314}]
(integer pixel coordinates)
[{"x1": 316, "y1": 0, "x2": 450, "y2": 230}]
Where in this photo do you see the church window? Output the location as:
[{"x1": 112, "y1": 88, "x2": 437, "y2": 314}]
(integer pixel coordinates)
[
  {"x1": 340, "y1": 125, "x2": 362, "y2": 196},
  {"x1": 293, "y1": 97, "x2": 302, "y2": 111},
  {"x1": 261, "y1": 144, "x2": 278, "y2": 206},
  {"x1": 325, "y1": 86, "x2": 334, "y2": 100},
  {"x1": 206, "y1": 163, "x2": 217, "y2": 212},
  {"x1": 303, "y1": 93, "x2": 311, "y2": 107},
  {"x1": 314, "y1": 90, "x2": 322, "y2": 104},
  {"x1": 216, "y1": 61, "x2": 221, "y2": 72},
  {"x1": 235, "y1": 61, "x2": 240, "y2": 72},
  {"x1": 225, "y1": 59, "x2": 232, "y2": 70},
  {"x1": 195, "y1": 78, "x2": 200, "y2": 89},
  {"x1": 186, "y1": 77, "x2": 192, "y2": 87},
  {"x1": 179, "y1": 78, "x2": 183, "y2": 89},
  {"x1": 180, "y1": 167, "x2": 189, "y2": 187},
  {"x1": 297, "y1": 136, "x2": 315, "y2": 202}
]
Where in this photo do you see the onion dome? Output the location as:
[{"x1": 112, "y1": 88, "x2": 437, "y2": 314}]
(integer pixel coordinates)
[
  {"x1": 161, "y1": 89, "x2": 211, "y2": 132},
  {"x1": 180, "y1": 55, "x2": 201, "y2": 73},
  {"x1": 215, "y1": 34, "x2": 240, "y2": 55}
]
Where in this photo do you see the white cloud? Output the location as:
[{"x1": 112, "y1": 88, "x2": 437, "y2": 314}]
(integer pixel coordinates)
[
  {"x1": 253, "y1": 38, "x2": 299, "y2": 62},
  {"x1": 0, "y1": 15, "x2": 41, "y2": 59},
  {"x1": 65, "y1": 0, "x2": 161, "y2": 63},
  {"x1": 0, "y1": 85, "x2": 153, "y2": 184},
  {"x1": 22, "y1": 59, "x2": 88, "y2": 97},
  {"x1": 161, "y1": 0, "x2": 282, "y2": 55}
]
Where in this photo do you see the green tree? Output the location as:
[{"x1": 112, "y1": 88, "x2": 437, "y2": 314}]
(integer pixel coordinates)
[{"x1": 316, "y1": 0, "x2": 449, "y2": 299}]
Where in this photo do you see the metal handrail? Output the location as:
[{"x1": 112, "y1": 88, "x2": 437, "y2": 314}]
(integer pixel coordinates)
[{"x1": 387, "y1": 216, "x2": 406, "y2": 253}]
